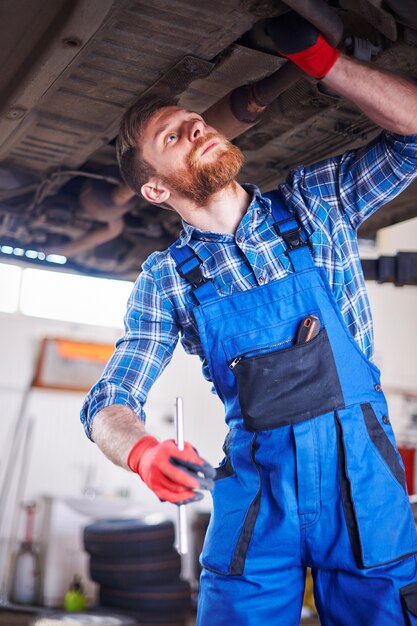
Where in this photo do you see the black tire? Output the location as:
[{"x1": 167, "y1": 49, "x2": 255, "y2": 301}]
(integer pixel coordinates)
[
  {"x1": 90, "y1": 549, "x2": 181, "y2": 587},
  {"x1": 99, "y1": 579, "x2": 191, "y2": 613},
  {"x1": 83, "y1": 518, "x2": 175, "y2": 559}
]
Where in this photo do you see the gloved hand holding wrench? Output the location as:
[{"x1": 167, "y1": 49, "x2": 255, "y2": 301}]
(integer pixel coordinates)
[{"x1": 127, "y1": 398, "x2": 215, "y2": 552}]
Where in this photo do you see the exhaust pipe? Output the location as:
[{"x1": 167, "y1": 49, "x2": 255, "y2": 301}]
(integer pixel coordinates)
[
  {"x1": 204, "y1": 0, "x2": 343, "y2": 139},
  {"x1": 49, "y1": 179, "x2": 137, "y2": 258}
]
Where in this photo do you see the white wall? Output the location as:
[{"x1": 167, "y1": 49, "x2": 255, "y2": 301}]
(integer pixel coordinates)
[{"x1": 369, "y1": 217, "x2": 417, "y2": 442}]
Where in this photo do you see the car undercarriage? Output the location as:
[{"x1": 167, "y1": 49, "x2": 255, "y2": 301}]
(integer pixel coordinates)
[{"x1": 1, "y1": 0, "x2": 416, "y2": 280}]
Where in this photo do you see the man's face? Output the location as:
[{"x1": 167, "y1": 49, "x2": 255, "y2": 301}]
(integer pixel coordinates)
[{"x1": 141, "y1": 106, "x2": 244, "y2": 205}]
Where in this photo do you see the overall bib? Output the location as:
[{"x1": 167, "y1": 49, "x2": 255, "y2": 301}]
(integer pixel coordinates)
[{"x1": 169, "y1": 192, "x2": 417, "y2": 625}]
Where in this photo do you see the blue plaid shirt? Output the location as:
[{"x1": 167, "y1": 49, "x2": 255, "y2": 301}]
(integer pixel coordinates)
[{"x1": 81, "y1": 131, "x2": 417, "y2": 439}]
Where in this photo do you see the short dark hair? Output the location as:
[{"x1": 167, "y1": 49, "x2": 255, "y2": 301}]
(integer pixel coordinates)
[{"x1": 116, "y1": 94, "x2": 178, "y2": 194}]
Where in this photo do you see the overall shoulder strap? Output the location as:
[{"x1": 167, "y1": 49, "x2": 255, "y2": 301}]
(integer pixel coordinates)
[
  {"x1": 263, "y1": 189, "x2": 314, "y2": 272},
  {"x1": 168, "y1": 240, "x2": 219, "y2": 305}
]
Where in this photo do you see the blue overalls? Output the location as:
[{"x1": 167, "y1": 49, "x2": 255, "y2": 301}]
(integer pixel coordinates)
[{"x1": 169, "y1": 191, "x2": 417, "y2": 625}]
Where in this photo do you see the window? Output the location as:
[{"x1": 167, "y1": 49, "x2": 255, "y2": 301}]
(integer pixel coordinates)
[
  {"x1": 0, "y1": 263, "x2": 22, "y2": 313},
  {"x1": 0, "y1": 263, "x2": 133, "y2": 328}
]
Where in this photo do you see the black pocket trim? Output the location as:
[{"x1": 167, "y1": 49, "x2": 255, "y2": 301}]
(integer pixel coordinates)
[
  {"x1": 336, "y1": 410, "x2": 416, "y2": 570},
  {"x1": 233, "y1": 328, "x2": 345, "y2": 431},
  {"x1": 361, "y1": 403, "x2": 407, "y2": 491},
  {"x1": 215, "y1": 458, "x2": 234, "y2": 480},
  {"x1": 335, "y1": 412, "x2": 364, "y2": 569},
  {"x1": 215, "y1": 431, "x2": 235, "y2": 480},
  {"x1": 229, "y1": 434, "x2": 262, "y2": 576},
  {"x1": 401, "y1": 582, "x2": 417, "y2": 622}
]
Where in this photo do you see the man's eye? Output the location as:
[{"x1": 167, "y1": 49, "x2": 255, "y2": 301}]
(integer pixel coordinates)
[{"x1": 166, "y1": 134, "x2": 177, "y2": 144}]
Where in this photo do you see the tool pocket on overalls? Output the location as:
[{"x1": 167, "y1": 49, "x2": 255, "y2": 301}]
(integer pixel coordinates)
[
  {"x1": 200, "y1": 432, "x2": 261, "y2": 576},
  {"x1": 226, "y1": 318, "x2": 344, "y2": 431},
  {"x1": 336, "y1": 403, "x2": 417, "y2": 569},
  {"x1": 400, "y1": 582, "x2": 417, "y2": 625}
]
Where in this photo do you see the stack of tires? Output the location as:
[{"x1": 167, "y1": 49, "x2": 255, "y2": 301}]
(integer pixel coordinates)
[{"x1": 83, "y1": 518, "x2": 191, "y2": 626}]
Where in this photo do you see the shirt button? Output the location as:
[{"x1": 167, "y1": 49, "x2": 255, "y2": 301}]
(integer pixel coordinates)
[
  {"x1": 237, "y1": 236, "x2": 243, "y2": 243},
  {"x1": 382, "y1": 415, "x2": 390, "y2": 425},
  {"x1": 257, "y1": 209, "x2": 262, "y2": 215},
  {"x1": 374, "y1": 383, "x2": 382, "y2": 392},
  {"x1": 259, "y1": 276, "x2": 265, "y2": 284}
]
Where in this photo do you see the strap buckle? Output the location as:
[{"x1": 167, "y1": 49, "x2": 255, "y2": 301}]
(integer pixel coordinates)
[
  {"x1": 274, "y1": 216, "x2": 307, "y2": 251},
  {"x1": 186, "y1": 265, "x2": 208, "y2": 289},
  {"x1": 176, "y1": 254, "x2": 208, "y2": 289}
]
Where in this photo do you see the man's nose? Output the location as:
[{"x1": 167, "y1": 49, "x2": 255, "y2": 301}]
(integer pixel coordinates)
[{"x1": 188, "y1": 119, "x2": 205, "y2": 142}]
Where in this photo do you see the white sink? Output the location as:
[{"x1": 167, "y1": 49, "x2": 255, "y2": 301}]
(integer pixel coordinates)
[{"x1": 63, "y1": 497, "x2": 134, "y2": 519}]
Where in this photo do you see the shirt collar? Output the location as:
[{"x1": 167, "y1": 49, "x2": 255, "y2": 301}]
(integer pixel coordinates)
[{"x1": 176, "y1": 184, "x2": 271, "y2": 248}]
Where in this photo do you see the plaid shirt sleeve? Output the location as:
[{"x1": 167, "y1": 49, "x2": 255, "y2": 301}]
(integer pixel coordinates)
[
  {"x1": 80, "y1": 260, "x2": 180, "y2": 439},
  {"x1": 287, "y1": 131, "x2": 417, "y2": 230}
]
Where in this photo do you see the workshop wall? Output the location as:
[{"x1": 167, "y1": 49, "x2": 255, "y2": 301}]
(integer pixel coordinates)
[{"x1": 371, "y1": 216, "x2": 417, "y2": 442}]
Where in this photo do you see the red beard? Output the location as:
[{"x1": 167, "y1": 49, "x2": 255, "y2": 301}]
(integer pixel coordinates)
[{"x1": 161, "y1": 133, "x2": 244, "y2": 206}]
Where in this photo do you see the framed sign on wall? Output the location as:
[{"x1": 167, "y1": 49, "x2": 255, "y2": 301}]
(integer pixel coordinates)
[{"x1": 32, "y1": 338, "x2": 114, "y2": 392}]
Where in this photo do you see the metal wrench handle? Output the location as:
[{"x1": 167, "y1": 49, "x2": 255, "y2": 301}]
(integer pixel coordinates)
[{"x1": 175, "y1": 396, "x2": 188, "y2": 554}]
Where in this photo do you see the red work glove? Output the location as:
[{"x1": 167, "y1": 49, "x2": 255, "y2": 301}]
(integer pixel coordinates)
[
  {"x1": 128, "y1": 436, "x2": 215, "y2": 505},
  {"x1": 265, "y1": 11, "x2": 340, "y2": 79}
]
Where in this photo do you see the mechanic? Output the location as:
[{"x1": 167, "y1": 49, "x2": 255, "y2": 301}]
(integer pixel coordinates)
[{"x1": 81, "y1": 13, "x2": 417, "y2": 626}]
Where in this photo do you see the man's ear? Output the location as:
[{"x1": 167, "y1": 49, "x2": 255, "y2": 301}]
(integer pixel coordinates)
[{"x1": 141, "y1": 177, "x2": 171, "y2": 205}]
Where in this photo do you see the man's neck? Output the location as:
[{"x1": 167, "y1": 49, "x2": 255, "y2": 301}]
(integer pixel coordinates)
[{"x1": 173, "y1": 182, "x2": 251, "y2": 235}]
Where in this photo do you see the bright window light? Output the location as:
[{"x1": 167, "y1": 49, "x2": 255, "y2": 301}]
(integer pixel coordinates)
[
  {"x1": 45, "y1": 254, "x2": 67, "y2": 264},
  {"x1": 1, "y1": 244, "x2": 52, "y2": 262},
  {"x1": 20, "y1": 268, "x2": 133, "y2": 328},
  {"x1": 25, "y1": 250, "x2": 40, "y2": 259},
  {"x1": 0, "y1": 263, "x2": 22, "y2": 313}
]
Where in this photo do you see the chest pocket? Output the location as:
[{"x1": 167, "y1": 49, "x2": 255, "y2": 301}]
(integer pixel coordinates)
[{"x1": 222, "y1": 309, "x2": 345, "y2": 431}]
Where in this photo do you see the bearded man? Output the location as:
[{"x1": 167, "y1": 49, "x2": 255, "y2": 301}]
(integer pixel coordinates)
[{"x1": 81, "y1": 14, "x2": 417, "y2": 626}]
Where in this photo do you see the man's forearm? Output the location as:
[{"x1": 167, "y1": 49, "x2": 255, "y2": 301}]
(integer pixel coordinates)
[
  {"x1": 91, "y1": 404, "x2": 216, "y2": 503},
  {"x1": 91, "y1": 404, "x2": 148, "y2": 470},
  {"x1": 323, "y1": 53, "x2": 417, "y2": 135}
]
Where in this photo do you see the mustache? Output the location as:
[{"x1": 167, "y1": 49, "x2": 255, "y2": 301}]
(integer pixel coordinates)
[
  {"x1": 161, "y1": 136, "x2": 244, "y2": 206},
  {"x1": 189, "y1": 132, "x2": 226, "y2": 162}
]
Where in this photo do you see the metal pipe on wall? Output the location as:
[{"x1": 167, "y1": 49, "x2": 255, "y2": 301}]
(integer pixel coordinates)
[{"x1": 0, "y1": 419, "x2": 35, "y2": 604}]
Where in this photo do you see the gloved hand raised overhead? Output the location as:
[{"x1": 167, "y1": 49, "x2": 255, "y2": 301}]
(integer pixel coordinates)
[
  {"x1": 127, "y1": 436, "x2": 215, "y2": 505},
  {"x1": 266, "y1": 10, "x2": 340, "y2": 79}
]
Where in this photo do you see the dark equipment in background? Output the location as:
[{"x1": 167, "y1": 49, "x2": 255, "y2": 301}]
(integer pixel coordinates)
[{"x1": 361, "y1": 252, "x2": 417, "y2": 286}]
